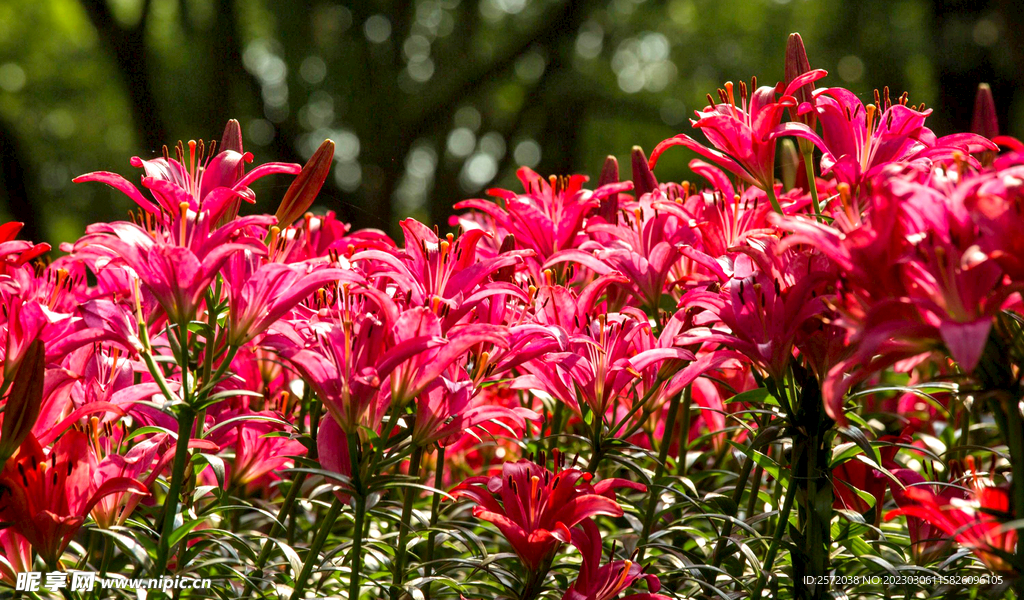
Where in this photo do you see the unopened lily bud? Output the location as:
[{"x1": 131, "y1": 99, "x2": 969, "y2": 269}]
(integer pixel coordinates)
[
  {"x1": 0, "y1": 339, "x2": 44, "y2": 462},
  {"x1": 597, "y1": 155, "x2": 620, "y2": 222},
  {"x1": 494, "y1": 234, "x2": 518, "y2": 283},
  {"x1": 598, "y1": 155, "x2": 619, "y2": 186},
  {"x1": 630, "y1": 146, "x2": 658, "y2": 200},
  {"x1": 972, "y1": 83, "x2": 998, "y2": 139},
  {"x1": 779, "y1": 138, "x2": 799, "y2": 191},
  {"x1": 785, "y1": 33, "x2": 817, "y2": 130},
  {"x1": 276, "y1": 139, "x2": 335, "y2": 226},
  {"x1": 971, "y1": 84, "x2": 998, "y2": 166},
  {"x1": 219, "y1": 119, "x2": 244, "y2": 155}
]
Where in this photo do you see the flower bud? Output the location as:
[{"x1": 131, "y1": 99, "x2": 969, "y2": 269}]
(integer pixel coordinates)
[
  {"x1": 785, "y1": 33, "x2": 816, "y2": 129},
  {"x1": 630, "y1": 146, "x2": 658, "y2": 200},
  {"x1": 779, "y1": 138, "x2": 799, "y2": 191},
  {"x1": 0, "y1": 339, "x2": 44, "y2": 463},
  {"x1": 597, "y1": 155, "x2": 620, "y2": 222},
  {"x1": 276, "y1": 139, "x2": 335, "y2": 226},
  {"x1": 219, "y1": 118, "x2": 244, "y2": 156},
  {"x1": 494, "y1": 234, "x2": 518, "y2": 283},
  {"x1": 971, "y1": 83, "x2": 998, "y2": 139}
]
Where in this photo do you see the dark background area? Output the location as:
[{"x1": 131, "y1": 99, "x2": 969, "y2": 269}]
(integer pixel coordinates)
[{"x1": 1, "y1": 0, "x2": 1021, "y2": 244}]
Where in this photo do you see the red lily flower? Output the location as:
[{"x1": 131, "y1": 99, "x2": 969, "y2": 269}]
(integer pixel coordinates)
[
  {"x1": 563, "y1": 520, "x2": 669, "y2": 600},
  {"x1": 451, "y1": 455, "x2": 645, "y2": 572},
  {"x1": 0, "y1": 433, "x2": 147, "y2": 567},
  {"x1": 0, "y1": 529, "x2": 30, "y2": 587},
  {"x1": 885, "y1": 459, "x2": 1017, "y2": 573}
]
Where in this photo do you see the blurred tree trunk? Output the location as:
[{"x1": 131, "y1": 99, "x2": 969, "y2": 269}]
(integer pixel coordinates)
[
  {"x1": 79, "y1": 0, "x2": 168, "y2": 153},
  {"x1": 0, "y1": 115, "x2": 44, "y2": 242}
]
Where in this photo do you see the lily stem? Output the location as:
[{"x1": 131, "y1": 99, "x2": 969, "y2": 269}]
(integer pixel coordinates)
[
  {"x1": 802, "y1": 149, "x2": 823, "y2": 222},
  {"x1": 750, "y1": 467, "x2": 797, "y2": 598},
  {"x1": 765, "y1": 183, "x2": 784, "y2": 215},
  {"x1": 349, "y1": 494, "x2": 366, "y2": 600},
  {"x1": 423, "y1": 445, "x2": 445, "y2": 600},
  {"x1": 676, "y1": 386, "x2": 693, "y2": 477},
  {"x1": 637, "y1": 388, "x2": 684, "y2": 562},
  {"x1": 288, "y1": 496, "x2": 344, "y2": 600},
  {"x1": 154, "y1": 405, "x2": 196, "y2": 575},
  {"x1": 247, "y1": 470, "x2": 309, "y2": 592},
  {"x1": 391, "y1": 445, "x2": 425, "y2": 600}
]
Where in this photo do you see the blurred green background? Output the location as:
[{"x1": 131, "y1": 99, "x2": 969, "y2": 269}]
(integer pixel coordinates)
[{"x1": 1, "y1": 0, "x2": 1021, "y2": 244}]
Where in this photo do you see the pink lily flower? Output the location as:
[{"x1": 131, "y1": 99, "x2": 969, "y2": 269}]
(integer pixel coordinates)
[
  {"x1": 516, "y1": 311, "x2": 693, "y2": 420},
  {"x1": 350, "y1": 219, "x2": 531, "y2": 327},
  {"x1": 677, "y1": 239, "x2": 832, "y2": 382},
  {"x1": 222, "y1": 255, "x2": 353, "y2": 345},
  {"x1": 453, "y1": 167, "x2": 631, "y2": 276},
  {"x1": 411, "y1": 366, "x2": 538, "y2": 448},
  {"x1": 777, "y1": 87, "x2": 996, "y2": 190},
  {"x1": 73, "y1": 130, "x2": 301, "y2": 227},
  {"x1": 74, "y1": 215, "x2": 274, "y2": 326},
  {"x1": 546, "y1": 148, "x2": 698, "y2": 312},
  {"x1": 649, "y1": 70, "x2": 827, "y2": 192},
  {"x1": 563, "y1": 520, "x2": 668, "y2": 600},
  {"x1": 0, "y1": 222, "x2": 49, "y2": 275},
  {"x1": 264, "y1": 289, "x2": 408, "y2": 433},
  {"x1": 451, "y1": 455, "x2": 645, "y2": 572},
  {"x1": 206, "y1": 409, "x2": 306, "y2": 491}
]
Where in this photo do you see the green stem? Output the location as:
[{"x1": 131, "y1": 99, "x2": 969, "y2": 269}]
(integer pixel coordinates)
[
  {"x1": 154, "y1": 405, "x2": 196, "y2": 575},
  {"x1": 1004, "y1": 393, "x2": 1024, "y2": 585},
  {"x1": 802, "y1": 149, "x2": 823, "y2": 222},
  {"x1": 547, "y1": 401, "x2": 564, "y2": 455},
  {"x1": 349, "y1": 494, "x2": 366, "y2": 600},
  {"x1": 765, "y1": 183, "x2": 784, "y2": 215},
  {"x1": 247, "y1": 471, "x2": 309, "y2": 592},
  {"x1": 676, "y1": 386, "x2": 693, "y2": 477},
  {"x1": 423, "y1": 445, "x2": 445, "y2": 600},
  {"x1": 957, "y1": 393, "x2": 971, "y2": 458},
  {"x1": 288, "y1": 497, "x2": 345, "y2": 600},
  {"x1": 745, "y1": 463, "x2": 765, "y2": 524},
  {"x1": 636, "y1": 389, "x2": 683, "y2": 562},
  {"x1": 750, "y1": 470, "x2": 797, "y2": 598},
  {"x1": 707, "y1": 452, "x2": 755, "y2": 577},
  {"x1": 391, "y1": 445, "x2": 425, "y2": 600},
  {"x1": 90, "y1": 536, "x2": 113, "y2": 600}
]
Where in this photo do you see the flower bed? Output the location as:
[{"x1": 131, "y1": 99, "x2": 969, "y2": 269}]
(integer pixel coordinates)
[{"x1": 0, "y1": 34, "x2": 1020, "y2": 599}]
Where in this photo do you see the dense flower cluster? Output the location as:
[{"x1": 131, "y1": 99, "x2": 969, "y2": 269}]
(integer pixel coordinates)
[{"x1": 1, "y1": 35, "x2": 1022, "y2": 599}]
